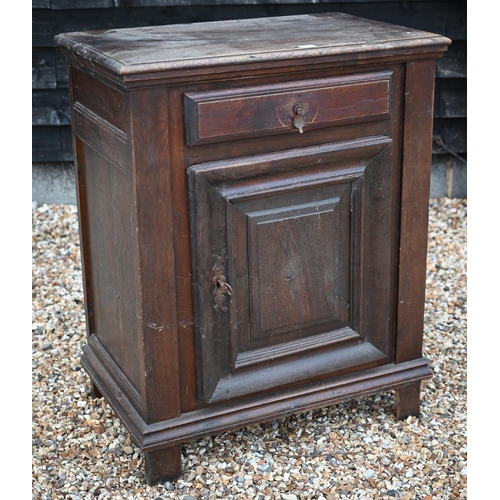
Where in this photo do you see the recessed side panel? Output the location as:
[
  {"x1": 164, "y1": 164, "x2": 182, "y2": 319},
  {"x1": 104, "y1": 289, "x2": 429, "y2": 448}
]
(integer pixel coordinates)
[
  {"x1": 188, "y1": 136, "x2": 394, "y2": 403},
  {"x1": 75, "y1": 139, "x2": 142, "y2": 404}
]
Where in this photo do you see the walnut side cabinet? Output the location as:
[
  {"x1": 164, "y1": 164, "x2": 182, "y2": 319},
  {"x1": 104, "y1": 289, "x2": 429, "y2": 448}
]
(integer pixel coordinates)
[{"x1": 55, "y1": 13, "x2": 450, "y2": 484}]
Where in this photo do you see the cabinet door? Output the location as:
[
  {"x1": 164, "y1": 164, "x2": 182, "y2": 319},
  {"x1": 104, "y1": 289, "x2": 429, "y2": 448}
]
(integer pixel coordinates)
[{"x1": 188, "y1": 135, "x2": 396, "y2": 403}]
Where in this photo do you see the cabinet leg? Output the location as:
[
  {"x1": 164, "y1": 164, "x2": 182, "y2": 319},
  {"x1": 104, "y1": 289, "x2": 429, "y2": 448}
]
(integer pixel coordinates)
[
  {"x1": 90, "y1": 381, "x2": 102, "y2": 399},
  {"x1": 144, "y1": 445, "x2": 183, "y2": 485},
  {"x1": 395, "y1": 382, "x2": 421, "y2": 420}
]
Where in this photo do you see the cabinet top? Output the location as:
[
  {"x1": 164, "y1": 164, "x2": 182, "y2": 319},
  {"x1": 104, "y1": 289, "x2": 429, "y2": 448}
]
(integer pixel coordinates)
[{"x1": 55, "y1": 12, "x2": 450, "y2": 83}]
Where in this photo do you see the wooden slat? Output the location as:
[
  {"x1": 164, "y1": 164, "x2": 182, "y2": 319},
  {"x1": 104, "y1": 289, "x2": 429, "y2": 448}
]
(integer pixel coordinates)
[
  {"x1": 434, "y1": 79, "x2": 466, "y2": 118},
  {"x1": 32, "y1": 48, "x2": 56, "y2": 89},
  {"x1": 55, "y1": 48, "x2": 69, "y2": 88},
  {"x1": 61, "y1": 126, "x2": 73, "y2": 161},
  {"x1": 337, "y1": 1, "x2": 466, "y2": 40},
  {"x1": 32, "y1": 126, "x2": 63, "y2": 162},
  {"x1": 90, "y1": 0, "x2": 463, "y2": 5},
  {"x1": 32, "y1": 89, "x2": 70, "y2": 125},
  {"x1": 430, "y1": 154, "x2": 467, "y2": 198},
  {"x1": 51, "y1": 0, "x2": 114, "y2": 8},
  {"x1": 34, "y1": 7, "x2": 235, "y2": 47},
  {"x1": 32, "y1": 48, "x2": 68, "y2": 89},
  {"x1": 436, "y1": 41, "x2": 466, "y2": 78},
  {"x1": 36, "y1": 0, "x2": 461, "y2": 7},
  {"x1": 32, "y1": 0, "x2": 51, "y2": 8},
  {"x1": 432, "y1": 118, "x2": 466, "y2": 154}
]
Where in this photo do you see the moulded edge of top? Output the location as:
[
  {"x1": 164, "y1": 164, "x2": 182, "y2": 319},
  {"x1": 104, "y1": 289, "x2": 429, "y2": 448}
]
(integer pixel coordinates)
[{"x1": 53, "y1": 14, "x2": 452, "y2": 84}]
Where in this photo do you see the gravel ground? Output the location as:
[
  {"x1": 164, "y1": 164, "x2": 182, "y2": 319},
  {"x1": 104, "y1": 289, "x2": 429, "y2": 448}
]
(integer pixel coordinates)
[{"x1": 32, "y1": 198, "x2": 467, "y2": 500}]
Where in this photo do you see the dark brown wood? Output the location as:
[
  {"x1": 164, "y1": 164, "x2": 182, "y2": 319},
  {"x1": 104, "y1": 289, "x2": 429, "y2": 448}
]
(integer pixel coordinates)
[
  {"x1": 184, "y1": 71, "x2": 392, "y2": 145},
  {"x1": 188, "y1": 137, "x2": 396, "y2": 402},
  {"x1": 81, "y1": 342, "x2": 431, "y2": 449},
  {"x1": 395, "y1": 382, "x2": 422, "y2": 420},
  {"x1": 90, "y1": 381, "x2": 102, "y2": 399},
  {"x1": 56, "y1": 13, "x2": 449, "y2": 484},
  {"x1": 167, "y1": 86, "x2": 200, "y2": 416},
  {"x1": 129, "y1": 86, "x2": 182, "y2": 424},
  {"x1": 396, "y1": 59, "x2": 437, "y2": 364},
  {"x1": 88, "y1": 334, "x2": 143, "y2": 412},
  {"x1": 72, "y1": 103, "x2": 128, "y2": 170},
  {"x1": 144, "y1": 445, "x2": 183, "y2": 485},
  {"x1": 72, "y1": 68, "x2": 127, "y2": 131},
  {"x1": 74, "y1": 141, "x2": 144, "y2": 396}
]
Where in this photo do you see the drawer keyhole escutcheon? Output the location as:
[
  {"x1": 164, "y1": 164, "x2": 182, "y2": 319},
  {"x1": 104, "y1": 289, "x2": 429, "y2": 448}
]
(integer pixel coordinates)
[
  {"x1": 212, "y1": 254, "x2": 233, "y2": 312},
  {"x1": 293, "y1": 103, "x2": 306, "y2": 133}
]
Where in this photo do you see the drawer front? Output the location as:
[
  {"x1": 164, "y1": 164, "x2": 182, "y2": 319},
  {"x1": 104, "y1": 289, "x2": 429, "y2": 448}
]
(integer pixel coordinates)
[{"x1": 184, "y1": 70, "x2": 392, "y2": 145}]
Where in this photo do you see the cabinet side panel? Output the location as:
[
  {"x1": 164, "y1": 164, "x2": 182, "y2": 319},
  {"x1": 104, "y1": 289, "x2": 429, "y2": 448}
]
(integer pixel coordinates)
[
  {"x1": 396, "y1": 59, "x2": 437, "y2": 363},
  {"x1": 75, "y1": 139, "x2": 143, "y2": 396}
]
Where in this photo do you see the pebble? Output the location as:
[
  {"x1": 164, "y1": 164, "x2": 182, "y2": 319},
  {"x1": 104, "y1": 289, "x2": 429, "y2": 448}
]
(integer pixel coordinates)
[
  {"x1": 363, "y1": 468, "x2": 376, "y2": 479},
  {"x1": 32, "y1": 199, "x2": 467, "y2": 499}
]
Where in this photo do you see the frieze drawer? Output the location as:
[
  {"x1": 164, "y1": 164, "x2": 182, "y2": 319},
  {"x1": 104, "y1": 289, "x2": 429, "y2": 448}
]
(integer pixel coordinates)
[{"x1": 184, "y1": 71, "x2": 392, "y2": 145}]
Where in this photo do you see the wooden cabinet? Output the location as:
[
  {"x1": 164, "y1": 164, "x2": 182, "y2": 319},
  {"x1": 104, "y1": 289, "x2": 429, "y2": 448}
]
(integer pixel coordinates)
[{"x1": 55, "y1": 13, "x2": 450, "y2": 484}]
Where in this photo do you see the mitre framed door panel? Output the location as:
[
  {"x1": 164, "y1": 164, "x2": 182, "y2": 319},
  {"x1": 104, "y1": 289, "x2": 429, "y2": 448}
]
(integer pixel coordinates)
[{"x1": 188, "y1": 135, "x2": 396, "y2": 403}]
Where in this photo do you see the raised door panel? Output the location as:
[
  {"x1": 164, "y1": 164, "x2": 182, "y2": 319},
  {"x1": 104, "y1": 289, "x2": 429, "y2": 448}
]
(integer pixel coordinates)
[
  {"x1": 232, "y1": 183, "x2": 351, "y2": 351},
  {"x1": 188, "y1": 136, "x2": 395, "y2": 403}
]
